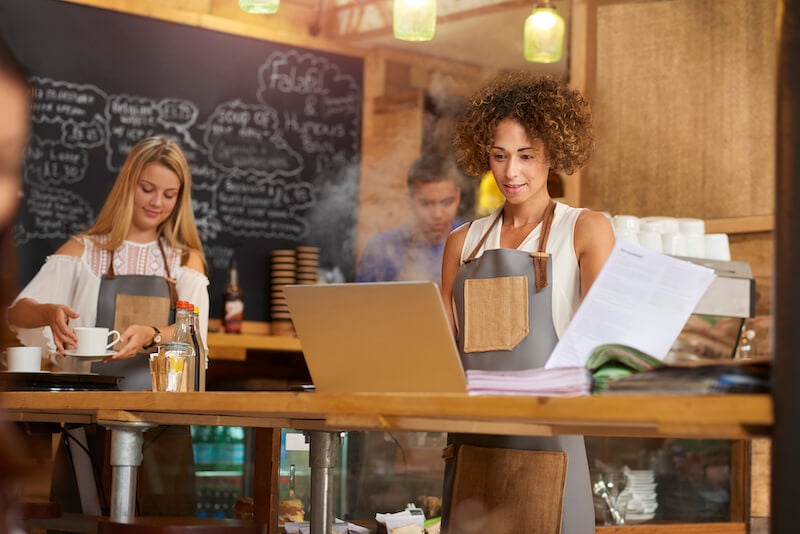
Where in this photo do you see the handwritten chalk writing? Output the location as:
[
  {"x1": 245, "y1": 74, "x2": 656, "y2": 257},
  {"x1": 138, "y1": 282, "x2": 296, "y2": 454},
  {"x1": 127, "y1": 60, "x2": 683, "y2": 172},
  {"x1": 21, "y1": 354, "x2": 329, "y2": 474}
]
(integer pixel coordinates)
[
  {"x1": 30, "y1": 77, "x2": 106, "y2": 126},
  {"x1": 15, "y1": 185, "x2": 94, "y2": 244},
  {"x1": 219, "y1": 212, "x2": 308, "y2": 240},
  {"x1": 158, "y1": 98, "x2": 198, "y2": 127},
  {"x1": 282, "y1": 112, "x2": 346, "y2": 138},
  {"x1": 261, "y1": 51, "x2": 326, "y2": 96},
  {"x1": 24, "y1": 137, "x2": 88, "y2": 186},
  {"x1": 62, "y1": 120, "x2": 105, "y2": 149},
  {"x1": 219, "y1": 177, "x2": 315, "y2": 211},
  {"x1": 203, "y1": 244, "x2": 235, "y2": 271},
  {"x1": 321, "y1": 93, "x2": 361, "y2": 118},
  {"x1": 204, "y1": 100, "x2": 302, "y2": 177}
]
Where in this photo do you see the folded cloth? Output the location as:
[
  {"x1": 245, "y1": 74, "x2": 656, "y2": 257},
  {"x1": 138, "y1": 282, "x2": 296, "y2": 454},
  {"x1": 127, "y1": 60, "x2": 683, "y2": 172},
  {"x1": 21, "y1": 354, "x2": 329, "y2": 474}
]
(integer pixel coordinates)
[
  {"x1": 466, "y1": 366, "x2": 592, "y2": 396},
  {"x1": 585, "y1": 344, "x2": 665, "y2": 393},
  {"x1": 597, "y1": 358, "x2": 771, "y2": 395}
]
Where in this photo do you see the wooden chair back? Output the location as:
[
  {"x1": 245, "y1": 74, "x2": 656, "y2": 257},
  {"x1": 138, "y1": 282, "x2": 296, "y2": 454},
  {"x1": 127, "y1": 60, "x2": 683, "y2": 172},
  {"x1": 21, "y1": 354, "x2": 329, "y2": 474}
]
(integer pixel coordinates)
[{"x1": 449, "y1": 445, "x2": 568, "y2": 534}]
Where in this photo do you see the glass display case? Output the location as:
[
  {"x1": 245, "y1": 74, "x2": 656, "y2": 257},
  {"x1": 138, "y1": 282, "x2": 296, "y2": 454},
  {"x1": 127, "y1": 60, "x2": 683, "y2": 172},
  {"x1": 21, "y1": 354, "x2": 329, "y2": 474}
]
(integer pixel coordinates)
[{"x1": 333, "y1": 432, "x2": 740, "y2": 527}]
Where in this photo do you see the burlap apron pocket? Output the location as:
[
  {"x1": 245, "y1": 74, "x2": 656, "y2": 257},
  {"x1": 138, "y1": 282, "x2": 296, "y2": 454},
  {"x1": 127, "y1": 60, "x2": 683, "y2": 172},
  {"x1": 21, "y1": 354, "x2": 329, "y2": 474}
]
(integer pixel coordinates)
[
  {"x1": 463, "y1": 276, "x2": 529, "y2": 353},
  {"x1": 112, "y1": 294, "x2": 171, "y2": 351}
]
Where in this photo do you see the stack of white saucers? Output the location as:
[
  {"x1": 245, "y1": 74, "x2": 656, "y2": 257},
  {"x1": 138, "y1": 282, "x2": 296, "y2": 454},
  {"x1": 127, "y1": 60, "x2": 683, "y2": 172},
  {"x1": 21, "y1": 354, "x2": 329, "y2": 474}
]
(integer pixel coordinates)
[{"x1": 623, "y1": 467, "x2": 658, "y2": 522}]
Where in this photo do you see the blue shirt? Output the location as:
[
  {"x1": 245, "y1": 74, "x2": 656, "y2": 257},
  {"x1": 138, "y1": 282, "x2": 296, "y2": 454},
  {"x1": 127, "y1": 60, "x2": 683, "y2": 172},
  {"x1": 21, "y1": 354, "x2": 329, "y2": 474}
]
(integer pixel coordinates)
[{"x1": 355, "y1": 222, "x2": 459, "y2": 284}]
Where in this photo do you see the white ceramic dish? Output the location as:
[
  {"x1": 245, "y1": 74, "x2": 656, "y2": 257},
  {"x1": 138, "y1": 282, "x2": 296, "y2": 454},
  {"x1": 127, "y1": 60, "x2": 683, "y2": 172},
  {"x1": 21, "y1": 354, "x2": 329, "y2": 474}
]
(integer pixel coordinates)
[{"x1": 64, "y1": 350, "x2": 116, "y2": 362}]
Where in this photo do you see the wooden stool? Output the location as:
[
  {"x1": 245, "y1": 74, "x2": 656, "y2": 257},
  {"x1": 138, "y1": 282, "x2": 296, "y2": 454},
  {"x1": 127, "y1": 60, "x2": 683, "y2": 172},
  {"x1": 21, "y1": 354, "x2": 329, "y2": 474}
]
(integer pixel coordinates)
[
  {"x1": 97, "y1": 517, "x2": 261, "y2": 534},
  {"x1": 450, "y1": 445, "x2": 568, "y2": 534}
]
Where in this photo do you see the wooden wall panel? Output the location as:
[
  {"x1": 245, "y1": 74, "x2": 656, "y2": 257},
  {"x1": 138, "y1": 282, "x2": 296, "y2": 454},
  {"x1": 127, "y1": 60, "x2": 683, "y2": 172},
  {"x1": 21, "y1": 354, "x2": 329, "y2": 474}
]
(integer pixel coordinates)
[
  {"x1": 583, "y1": 0, "x2": 776, "y2": 219},
  {"x1": 356, "y1": 92, "x2": 424, "y2": 256}
]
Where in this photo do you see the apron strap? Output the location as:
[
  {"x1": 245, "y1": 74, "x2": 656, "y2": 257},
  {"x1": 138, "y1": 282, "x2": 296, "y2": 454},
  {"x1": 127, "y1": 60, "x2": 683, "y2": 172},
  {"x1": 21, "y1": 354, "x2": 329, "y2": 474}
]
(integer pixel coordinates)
[
  {"x1": 105, "y1": 239, "x2": 179, "y2": 308},
  {"x1": 532, "y1": 199, "x2": 557, "y2": 292},
  {"x1": 464, "y1": 212, "x2": 502, "y2": 263},
  {"x1": 156, "y1": 239, "x2": 180, "y2": 309}
]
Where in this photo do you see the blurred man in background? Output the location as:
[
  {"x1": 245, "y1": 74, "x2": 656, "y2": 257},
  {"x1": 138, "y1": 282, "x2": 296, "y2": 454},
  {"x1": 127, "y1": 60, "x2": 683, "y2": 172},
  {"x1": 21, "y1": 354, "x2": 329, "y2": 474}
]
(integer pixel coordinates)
[{"x1": 356, "y1": 150, "x2": 464, "y2": 285}]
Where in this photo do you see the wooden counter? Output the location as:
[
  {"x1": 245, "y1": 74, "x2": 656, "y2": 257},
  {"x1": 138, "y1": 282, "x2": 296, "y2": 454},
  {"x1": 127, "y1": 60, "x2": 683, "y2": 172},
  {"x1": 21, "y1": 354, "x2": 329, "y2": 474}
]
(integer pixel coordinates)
[
  {"x1": 206, "y1": 332, "x2": 301, "y2": 361},
  {"x1": 1, "y1": 391, "x2": 771, "y2": 534},
  {"x1": 0, "y1": 391, "x2": 772, "y2": 439}
]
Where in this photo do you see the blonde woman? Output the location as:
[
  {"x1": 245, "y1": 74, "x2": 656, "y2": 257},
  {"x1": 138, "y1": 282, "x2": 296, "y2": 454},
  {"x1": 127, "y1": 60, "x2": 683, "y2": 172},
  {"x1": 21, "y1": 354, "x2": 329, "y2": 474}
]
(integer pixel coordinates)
[
  {"x1": 9, "y1": 135, "x2": 208, "y2": 390},
  {"x1": 8, "y1": 136, "x2": 207, "y2": 515}
]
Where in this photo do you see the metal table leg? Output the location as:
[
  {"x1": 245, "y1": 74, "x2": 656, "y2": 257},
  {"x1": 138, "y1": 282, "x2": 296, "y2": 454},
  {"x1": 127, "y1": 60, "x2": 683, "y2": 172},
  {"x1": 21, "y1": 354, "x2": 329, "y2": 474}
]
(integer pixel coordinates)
[
  {"x1": 98, "y1": 420, "x2": 156, "y2": 521},
  {"x1": 308, "y1": 431, "x2": 340, "y2": 534}
]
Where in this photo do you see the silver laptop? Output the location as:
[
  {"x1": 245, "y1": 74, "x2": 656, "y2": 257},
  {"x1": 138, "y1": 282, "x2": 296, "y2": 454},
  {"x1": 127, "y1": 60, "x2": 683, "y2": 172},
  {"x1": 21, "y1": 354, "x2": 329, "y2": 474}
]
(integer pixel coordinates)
[{"x1": 283, "y1": 281, "x2": 467, "y2": 393}]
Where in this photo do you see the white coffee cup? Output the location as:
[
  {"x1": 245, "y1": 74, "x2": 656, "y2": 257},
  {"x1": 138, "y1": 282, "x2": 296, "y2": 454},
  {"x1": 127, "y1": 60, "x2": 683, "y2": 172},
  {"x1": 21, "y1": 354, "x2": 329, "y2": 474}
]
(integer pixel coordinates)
[
  {"x1": 678, "y1": 218, "x2": 706, "y2": 235},
  {"x1": 2, "y1": 346, "x2": 43, "y2": 373},
  {"x1": 74, "y1": 327, "x2": 121, "y2": 355},
  {"x1": 637, "y1": 231, "x2": 663, "y2": 252},
  {"x1": 685, "y1": 234, "x2": 706, "y2": 258},
  {"x1": 613, "y1": 215, "x2": 640, "y2": 235},
  {"x1": 662, "y1": 232, "x2": 688, "y2": 256},
  {"x1": 615, "y1": 230, "x2": 639, "y2": 245},
  {"x1": 704, "y1": 233, "x2": 731, "y2": 261}
]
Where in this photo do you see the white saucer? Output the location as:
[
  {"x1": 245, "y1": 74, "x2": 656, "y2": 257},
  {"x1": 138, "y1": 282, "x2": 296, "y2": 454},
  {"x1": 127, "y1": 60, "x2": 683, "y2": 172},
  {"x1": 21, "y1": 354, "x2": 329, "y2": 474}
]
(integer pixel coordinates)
[
  {"x1": 627, "y1": 513, "x2": 655, "y2": 522},
  {"x1": 2, "y1": 370, "x2": 50, "y2": 373},
  {"x1": 64, "y1": 350, "x2": 116, "y2": 361}
]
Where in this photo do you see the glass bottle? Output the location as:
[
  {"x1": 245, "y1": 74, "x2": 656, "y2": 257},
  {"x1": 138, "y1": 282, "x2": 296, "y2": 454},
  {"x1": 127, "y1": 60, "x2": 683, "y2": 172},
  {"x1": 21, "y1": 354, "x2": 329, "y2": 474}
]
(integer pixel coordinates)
[
  {"x1": 193, "y1": 305, "x2": 207, "y2": 391},
  {"x1": 174, "y1": 300, "x2": 197, "y2": 390},
  {"x1": 222, "y1": 258, "x2": 244, "y2": 334}
]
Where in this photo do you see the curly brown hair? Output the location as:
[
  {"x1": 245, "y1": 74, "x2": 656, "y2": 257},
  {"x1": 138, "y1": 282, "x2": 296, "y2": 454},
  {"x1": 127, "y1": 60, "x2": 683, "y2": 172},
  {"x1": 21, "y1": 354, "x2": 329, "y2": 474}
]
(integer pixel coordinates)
[{"x1": 453, "y1": 72, "x2": 594, "y2": 177}]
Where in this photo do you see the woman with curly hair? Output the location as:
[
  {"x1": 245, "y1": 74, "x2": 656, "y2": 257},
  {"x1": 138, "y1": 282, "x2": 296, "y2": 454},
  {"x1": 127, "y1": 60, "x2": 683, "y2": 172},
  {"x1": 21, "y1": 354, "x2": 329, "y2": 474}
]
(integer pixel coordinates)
[{"x1": 440, "y1": 72, "x2": 614, "y2": 532}]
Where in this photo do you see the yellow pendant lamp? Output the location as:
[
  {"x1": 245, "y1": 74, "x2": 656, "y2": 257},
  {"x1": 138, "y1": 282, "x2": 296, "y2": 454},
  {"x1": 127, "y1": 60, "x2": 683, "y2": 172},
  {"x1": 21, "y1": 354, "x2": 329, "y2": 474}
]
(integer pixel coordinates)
[
  {"x1": 239, "y1": 0, "x2": 280, "y2": 14},
  {"x1": 524, "y1": 1, "x2": 565, "y2": 63},
  {"x1": 393, "y1": 0, "x2": 437, "y2": 42}
]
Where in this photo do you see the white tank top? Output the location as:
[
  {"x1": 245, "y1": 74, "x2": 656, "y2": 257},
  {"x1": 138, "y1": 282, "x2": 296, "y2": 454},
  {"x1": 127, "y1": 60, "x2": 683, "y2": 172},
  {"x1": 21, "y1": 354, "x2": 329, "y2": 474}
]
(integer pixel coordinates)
[{"x1": 460, "y1": 202, "x2": 583, "y2": 338}]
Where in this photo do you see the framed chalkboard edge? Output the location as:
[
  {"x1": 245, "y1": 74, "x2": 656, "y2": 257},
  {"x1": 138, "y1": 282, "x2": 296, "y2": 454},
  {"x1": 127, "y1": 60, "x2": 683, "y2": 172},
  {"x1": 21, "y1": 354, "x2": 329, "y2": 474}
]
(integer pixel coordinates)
[{"x1": 60, "y1": 0, "x2": 370, "y2": 61}]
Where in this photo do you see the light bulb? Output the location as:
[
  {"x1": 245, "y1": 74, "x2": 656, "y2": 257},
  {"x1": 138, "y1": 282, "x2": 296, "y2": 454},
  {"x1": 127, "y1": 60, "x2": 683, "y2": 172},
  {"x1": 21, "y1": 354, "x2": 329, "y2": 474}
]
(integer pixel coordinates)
[
  {"x1": 393, "y1": 0, "x2": 437, "y2": 42},
  {"x1": 524, "y1": 5, "x2": 565, "y2": 63},
  {"x1": 239, "y1": 0, "x2": 280, "y2": 14}
]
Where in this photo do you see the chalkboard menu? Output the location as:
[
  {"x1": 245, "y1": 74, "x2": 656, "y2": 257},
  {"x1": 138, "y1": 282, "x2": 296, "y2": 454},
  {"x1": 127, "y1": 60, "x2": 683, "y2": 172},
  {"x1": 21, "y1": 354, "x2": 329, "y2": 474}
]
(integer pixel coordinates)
[{"x1": 0, "y1": 0, "x2": 363, "y2": 322}]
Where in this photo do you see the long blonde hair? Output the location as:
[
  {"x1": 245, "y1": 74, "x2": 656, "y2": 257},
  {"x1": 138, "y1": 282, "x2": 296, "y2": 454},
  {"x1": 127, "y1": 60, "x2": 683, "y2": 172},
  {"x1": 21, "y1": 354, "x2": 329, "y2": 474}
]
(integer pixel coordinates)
[{"x1": 85, "y1": 136, "x2": 206, "y2": 271}]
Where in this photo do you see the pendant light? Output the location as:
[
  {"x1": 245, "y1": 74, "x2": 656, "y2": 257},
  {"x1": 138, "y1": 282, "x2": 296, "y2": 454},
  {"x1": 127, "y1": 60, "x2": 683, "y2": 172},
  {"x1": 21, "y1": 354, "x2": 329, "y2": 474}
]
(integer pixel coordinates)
[
  {"x1": 524, "y1": 1, "x2": 565, "y2": 63},
  {"x1": 393, "y1": 0, "x2": 437, "y2": 42},
  {"x1": 238, "y1": 0, "x2": 280, "y2": 14}
]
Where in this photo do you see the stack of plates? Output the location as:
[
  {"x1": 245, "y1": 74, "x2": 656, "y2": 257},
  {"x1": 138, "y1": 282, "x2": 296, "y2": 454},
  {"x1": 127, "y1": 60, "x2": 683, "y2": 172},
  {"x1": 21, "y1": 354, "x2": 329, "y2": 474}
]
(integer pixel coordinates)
[
  {"x1": 295, "y1": 246, "x2": 319, "y2": 285},
  {"x1": 624, "y1": 468, "x2": 658, "y2": 522},
  {"x1": 270, "y1": 249, "x2": 296, "y2": 336}
]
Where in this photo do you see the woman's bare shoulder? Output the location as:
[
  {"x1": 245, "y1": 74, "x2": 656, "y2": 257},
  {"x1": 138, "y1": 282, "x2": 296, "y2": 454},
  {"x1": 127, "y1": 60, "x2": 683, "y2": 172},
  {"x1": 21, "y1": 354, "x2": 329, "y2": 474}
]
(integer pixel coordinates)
[
  {"x1": 53, "y1": 236, "x2": 85, "y2": 258},
  {"x1": 183, "y1": 249, "x2": 206, "y2": 273}
]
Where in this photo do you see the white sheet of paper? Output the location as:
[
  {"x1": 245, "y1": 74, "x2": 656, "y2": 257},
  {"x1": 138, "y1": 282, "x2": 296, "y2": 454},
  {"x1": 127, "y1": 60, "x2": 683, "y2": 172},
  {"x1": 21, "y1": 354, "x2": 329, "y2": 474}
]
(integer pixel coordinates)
[{"x1": 545, "y1": 240, "x2": 716, "y2": 368}]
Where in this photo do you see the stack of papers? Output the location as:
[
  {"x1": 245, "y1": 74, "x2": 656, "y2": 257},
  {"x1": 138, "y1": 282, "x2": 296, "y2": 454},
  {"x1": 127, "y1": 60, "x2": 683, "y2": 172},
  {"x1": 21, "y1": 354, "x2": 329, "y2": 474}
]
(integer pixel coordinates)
[
  {"x1": 466, "y1": 367, "x2": 592, "y2": 396},
  {"x1": 547, "y1": 241, "x2": 716, "y2": 368},
  {"x1": 600, "y1": 357, "x2": 771, "y2": 395}
]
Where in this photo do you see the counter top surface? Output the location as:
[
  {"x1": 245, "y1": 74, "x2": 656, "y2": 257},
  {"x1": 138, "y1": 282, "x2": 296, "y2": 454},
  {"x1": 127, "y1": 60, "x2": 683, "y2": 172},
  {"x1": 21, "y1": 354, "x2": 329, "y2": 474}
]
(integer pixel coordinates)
[{"x1": 0, "y1": 391, "x2": 772, "y2": 439}]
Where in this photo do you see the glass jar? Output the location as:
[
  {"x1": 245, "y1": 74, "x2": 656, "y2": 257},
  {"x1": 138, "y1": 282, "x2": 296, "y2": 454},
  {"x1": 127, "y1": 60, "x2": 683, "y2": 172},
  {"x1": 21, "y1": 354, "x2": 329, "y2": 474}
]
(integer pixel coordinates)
[{"x1": 151, "y1": 341, "x2": 194, "y2": 392}]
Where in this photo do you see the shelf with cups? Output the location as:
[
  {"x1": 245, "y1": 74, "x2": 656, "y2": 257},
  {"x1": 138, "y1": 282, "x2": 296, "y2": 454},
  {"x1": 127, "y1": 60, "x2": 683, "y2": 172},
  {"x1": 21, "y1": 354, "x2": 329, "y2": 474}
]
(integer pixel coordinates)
[{"x1": 207, "y1": 319, "x2": 301, "y2": 362}]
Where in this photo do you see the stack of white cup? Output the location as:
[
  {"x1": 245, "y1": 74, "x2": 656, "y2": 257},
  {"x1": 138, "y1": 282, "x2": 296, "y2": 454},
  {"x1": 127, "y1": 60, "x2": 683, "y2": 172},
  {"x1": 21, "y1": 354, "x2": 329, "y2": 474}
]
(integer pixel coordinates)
[{"x1": 610, "y1": 215, "x2": 730, "y2": 260}]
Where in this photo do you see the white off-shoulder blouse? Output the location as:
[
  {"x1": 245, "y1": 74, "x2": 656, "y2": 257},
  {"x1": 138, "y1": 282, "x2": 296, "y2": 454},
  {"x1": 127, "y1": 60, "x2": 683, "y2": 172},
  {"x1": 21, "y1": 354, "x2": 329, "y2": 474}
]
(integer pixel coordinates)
[{"x1": 10, "y1": 236, "x2": 210, "y2": 353}]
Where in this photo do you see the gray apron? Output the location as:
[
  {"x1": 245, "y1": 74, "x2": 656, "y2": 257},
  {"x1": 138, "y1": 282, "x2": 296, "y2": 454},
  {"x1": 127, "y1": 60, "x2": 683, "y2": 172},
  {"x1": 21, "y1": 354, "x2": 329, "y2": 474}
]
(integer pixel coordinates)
[
  {"x1": 441, "y1": 201, "x2": 595, "y2": 533},
  {"x1": 91, "y1": 240, "x2": 177, "y2": 391},
  {"x1": 90, "y1": 240, "x2": 194, "y2": 516}
]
